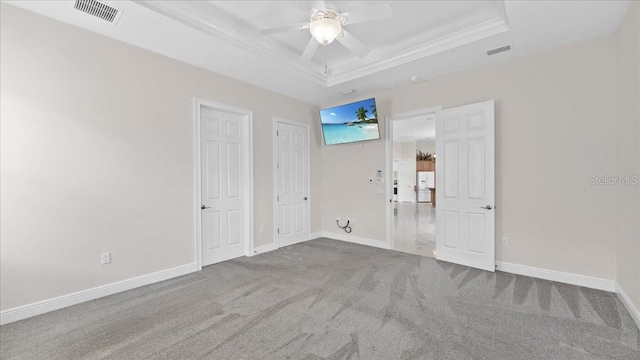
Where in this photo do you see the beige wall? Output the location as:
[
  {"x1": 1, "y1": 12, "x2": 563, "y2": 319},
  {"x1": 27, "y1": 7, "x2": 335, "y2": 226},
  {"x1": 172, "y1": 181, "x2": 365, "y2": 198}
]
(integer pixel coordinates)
[
  {"x1": 322, "y1": 34, "x2": 619, "y2": 279},
  {"x1": 615, "y1": 1, "x2": 640, "y2": 313},
  {"x1": 400, "y1": 142, "x2": 416, "y2": 161},
  {"x1": 320, "y1": 139, "x2": 386, "y2": 239},
  {"x1": 393, "y1": 142, "x2": 401, "y2": 159},
  {"x1": 0, "y1": 4, "x2": 320, "y2": 311}
]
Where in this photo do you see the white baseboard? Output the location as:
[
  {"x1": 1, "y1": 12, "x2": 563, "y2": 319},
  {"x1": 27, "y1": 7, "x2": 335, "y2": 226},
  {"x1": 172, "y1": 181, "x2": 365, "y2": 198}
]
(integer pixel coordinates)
[
  {"x1": 253, "y1": 234, "x2": 322, "y2": 255},
  {"x1": 616, "y1": 282, "x2": 640, "y2": 330},
  {"x1": 281, "y1": 237, "x2": 313, "y2": 248},
  {"x1": 495, "y1": 261, "x2": 615, "y2": 292},
  {"x1": 319, "y1": 231, "x2": 390, "y2": 250},
  {"x1": 252, "y1": 243, "x2": 277, "y2": 255},
  {"x1": 0, "y1": 262, "x2": 197, "y2": 326}
]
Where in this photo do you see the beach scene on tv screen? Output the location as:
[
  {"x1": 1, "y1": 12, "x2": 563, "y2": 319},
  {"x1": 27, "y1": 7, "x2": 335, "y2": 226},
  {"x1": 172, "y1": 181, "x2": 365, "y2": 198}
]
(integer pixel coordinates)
[{"x1": 320, "y1": 98, "x2": 379, "y2": 145}]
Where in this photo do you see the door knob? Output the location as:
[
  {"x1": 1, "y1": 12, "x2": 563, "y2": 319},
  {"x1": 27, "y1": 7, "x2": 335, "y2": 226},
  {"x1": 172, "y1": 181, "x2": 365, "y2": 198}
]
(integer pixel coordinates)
[
  {"x1": 201, "y1": 205, "x2": 210, "y2": 209},
  {"x1": 304, "y1": 197, "x2": 308, "y2": 200},
  {"x1": 480, "y1": 205, "x2": 493, "y2": 210}
]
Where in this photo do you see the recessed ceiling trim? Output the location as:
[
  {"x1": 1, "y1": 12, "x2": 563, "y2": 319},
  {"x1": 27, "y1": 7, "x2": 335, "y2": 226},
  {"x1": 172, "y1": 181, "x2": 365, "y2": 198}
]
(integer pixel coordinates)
[
  {"x1": 135, "y1": 0, "x2": 327, "y2": 86},
  {"x1": 4, "y1": 0, "x2": 632, "y2": 107},
  {"x1": 327, "y1": 2, "x2": 510, "y2": 86},
  {"x1": 136, "y1": 0, "x2": 510, "y2": 89},
  {"x1": 328, "y1": 17, "x2": 509, "y2": 86},
  {"x1": 495, "y1": 0, "x2": 510, "y2": 27}
]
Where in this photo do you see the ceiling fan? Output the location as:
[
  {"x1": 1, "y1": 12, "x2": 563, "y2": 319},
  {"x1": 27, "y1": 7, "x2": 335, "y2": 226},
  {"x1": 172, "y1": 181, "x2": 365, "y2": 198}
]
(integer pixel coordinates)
[{"x1": 259, "y1": 1, "x2": 392, "y2": 63}]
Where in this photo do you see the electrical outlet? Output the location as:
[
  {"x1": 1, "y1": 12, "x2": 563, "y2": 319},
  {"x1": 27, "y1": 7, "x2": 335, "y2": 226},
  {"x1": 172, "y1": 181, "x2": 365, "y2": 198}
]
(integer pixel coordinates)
[
  {"x1": 101, "y1": 252, "x2": 111, "y2": 265},
  {"x1": 260, "y1": 225, "x2": 264, "y2": 233},
  {"x1": 375, "y1": 178, "x2": 383, "y2": 184},
  {"x1": 501, "y1": 237, "x2": 509, "y2": 246},
  {"x1": 350, "y1": 218, "x2": 356, "y2": 225}
]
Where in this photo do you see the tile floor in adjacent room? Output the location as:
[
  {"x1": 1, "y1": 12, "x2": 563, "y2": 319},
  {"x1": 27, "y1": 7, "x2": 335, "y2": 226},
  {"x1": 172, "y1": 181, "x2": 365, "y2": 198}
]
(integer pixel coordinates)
[{"x1": 393, "y1": 201, "x2": 436, "y2": 258}]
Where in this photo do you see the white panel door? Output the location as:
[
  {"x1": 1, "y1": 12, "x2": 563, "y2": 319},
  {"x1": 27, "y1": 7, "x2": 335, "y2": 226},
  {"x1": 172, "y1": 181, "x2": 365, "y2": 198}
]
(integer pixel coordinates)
[
  {"x1": 201, "y1": 107, "x2": 248, "y2": 266},
  {"x1": 399, "y1": 160, "x2": 413, "y2": 202},
  {"x1": 435, "y1": 100, "x2": 495, "y2": 271},
  {"x1": 276, "y1": 121, "x2": 310, "y2": 247}
]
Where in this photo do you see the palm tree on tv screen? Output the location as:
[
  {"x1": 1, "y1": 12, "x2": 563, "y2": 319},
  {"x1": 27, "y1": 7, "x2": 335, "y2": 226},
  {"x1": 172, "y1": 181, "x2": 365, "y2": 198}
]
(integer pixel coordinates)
[
  {"x1": 355, "y1": 107, "x2": 368, "y2": 122},
  {"x1": 371, "y1": 103, "x2": 377, "y2": 120}
]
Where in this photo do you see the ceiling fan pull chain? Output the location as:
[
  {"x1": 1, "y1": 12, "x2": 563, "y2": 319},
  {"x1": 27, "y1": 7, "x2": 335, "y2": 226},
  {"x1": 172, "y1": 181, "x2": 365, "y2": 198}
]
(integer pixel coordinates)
[{"x1": 324, "y1": 46, "x2": 328, "y2": 75}]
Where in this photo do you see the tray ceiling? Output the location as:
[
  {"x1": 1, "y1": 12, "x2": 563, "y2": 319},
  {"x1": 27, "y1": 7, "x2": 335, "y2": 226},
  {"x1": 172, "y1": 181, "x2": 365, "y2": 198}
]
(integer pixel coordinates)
[
  {"x1": 135, "y1": 1, "x2": 508, "y2": 87},
  {"x1": 4, "y1": 1, "x2": 632, "y2": 106}
]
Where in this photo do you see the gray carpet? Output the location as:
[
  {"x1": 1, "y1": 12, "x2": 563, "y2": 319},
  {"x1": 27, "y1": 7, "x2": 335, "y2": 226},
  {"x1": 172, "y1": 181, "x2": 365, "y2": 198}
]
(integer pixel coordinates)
[{"x1": 1, "y1": 238, "x2": 638, "y2": 359}]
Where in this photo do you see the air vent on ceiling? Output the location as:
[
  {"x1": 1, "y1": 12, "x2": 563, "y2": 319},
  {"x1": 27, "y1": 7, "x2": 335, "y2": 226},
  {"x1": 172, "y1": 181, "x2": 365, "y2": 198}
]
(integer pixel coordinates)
[
  {"x1": 487, "y1": 45, "x2": 511, "y2": 56},
  {"x1": 74, "y1": 0, "x2": 122, "y2": 23}
]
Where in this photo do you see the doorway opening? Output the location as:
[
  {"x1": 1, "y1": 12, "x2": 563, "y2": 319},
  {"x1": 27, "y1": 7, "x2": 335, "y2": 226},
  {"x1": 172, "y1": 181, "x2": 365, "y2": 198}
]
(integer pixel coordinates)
[
  {"x1": 386, "y1": 107, "x2": 441, "y2": 258},
  {"x1": 386, "y1": 101, "x2": 496, "y2": 271}
]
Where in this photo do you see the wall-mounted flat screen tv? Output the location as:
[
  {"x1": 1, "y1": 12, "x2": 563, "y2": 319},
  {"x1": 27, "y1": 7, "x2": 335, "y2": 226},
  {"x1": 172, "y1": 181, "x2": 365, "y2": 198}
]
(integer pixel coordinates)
[{"x1": 319, "y1": 98, "x2": 380, "y2": 146}]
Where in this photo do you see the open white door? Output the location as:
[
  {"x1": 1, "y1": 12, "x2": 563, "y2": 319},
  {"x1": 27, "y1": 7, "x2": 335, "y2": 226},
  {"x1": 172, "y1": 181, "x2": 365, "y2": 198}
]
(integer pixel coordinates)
[
  {"x1": 275, "y1": 119, "x2": 310, "y2": 247},
  {"x1": 435, "y1": 100, "x2": 495, "y2": 271}
]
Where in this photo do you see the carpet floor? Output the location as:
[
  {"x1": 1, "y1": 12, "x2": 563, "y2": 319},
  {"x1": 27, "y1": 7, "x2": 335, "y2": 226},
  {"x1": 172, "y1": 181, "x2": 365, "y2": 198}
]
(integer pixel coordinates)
[{"x1": 1, "y1": 238, "x2": 638, "y2": 359}]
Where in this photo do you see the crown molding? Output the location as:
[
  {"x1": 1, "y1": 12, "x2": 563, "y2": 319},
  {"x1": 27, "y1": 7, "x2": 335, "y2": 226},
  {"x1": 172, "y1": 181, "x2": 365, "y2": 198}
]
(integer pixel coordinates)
[
  {"x1": 135, "y1": 1, "x2": 328, "y2": 86},
  {"x1": 136, "y1": 1, "x2": 509, "y2": 88},
  {"x1": 327, "y1": 16, "x2": 510, "y2": 86},
  {"x1": 328, "y1": 1, "x2": 509, "y2": 86}
]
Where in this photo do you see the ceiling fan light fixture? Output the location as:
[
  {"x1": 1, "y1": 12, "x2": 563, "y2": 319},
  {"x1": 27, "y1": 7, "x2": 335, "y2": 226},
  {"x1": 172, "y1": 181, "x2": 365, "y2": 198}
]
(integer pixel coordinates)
[{"x1": 310, "y1": 17, "x2": 342, "y2": 45}]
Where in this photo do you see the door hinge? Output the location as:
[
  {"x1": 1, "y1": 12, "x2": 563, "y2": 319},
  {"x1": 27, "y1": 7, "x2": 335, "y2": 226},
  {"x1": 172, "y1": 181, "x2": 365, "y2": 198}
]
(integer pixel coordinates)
[
  {"x1": 277, "y1": 228, "x2": 280, "y2": 234},
  {"x1": 277, "y1": 130, "x2": 279, "y2": 136},
  {"x1": 277, "y1": 163, "x2": 279, "y2": 169}
]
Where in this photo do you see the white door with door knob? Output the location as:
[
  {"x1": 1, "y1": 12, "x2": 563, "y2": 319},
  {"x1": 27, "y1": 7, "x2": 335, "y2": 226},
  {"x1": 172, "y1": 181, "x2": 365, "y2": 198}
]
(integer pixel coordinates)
[
  {"x1": 276, "y1": 119, "x2": 310, "y2": 247},
  {"x1": 200, "y1": 106, "x2": 250, "y2": 266},
  {"x1": 435, "y1": 100, "x2": 495, "y2": 272}
]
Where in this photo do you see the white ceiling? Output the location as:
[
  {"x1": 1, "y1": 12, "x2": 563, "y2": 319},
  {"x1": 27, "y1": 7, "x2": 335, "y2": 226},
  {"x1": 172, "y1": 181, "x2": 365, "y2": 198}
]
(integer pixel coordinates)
[
  {"x1": 393, "y1": 116, "x2": 435, "y2": 142},
  {"x1": 6, "y1": 0, "x2": 631, "y2": 107}
]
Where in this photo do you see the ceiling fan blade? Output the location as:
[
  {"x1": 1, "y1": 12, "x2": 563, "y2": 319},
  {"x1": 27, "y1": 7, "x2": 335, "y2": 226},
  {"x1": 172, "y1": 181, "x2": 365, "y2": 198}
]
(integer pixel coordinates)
[
  {"x1": 336, "y1": 29, "x2": 369, "y2": 58},
  {"x1": 300, "y1": 37, "x2": 320, "y2": 63},
  {"x1": 259, "y1": 23, "x2": 310, "y2": 36},
  {"x1": 311, "y1": 0, "x2": 327, "y2": 14},
  {"x1": 341, "y1": 4, "x2": 392, "y2": 25}
]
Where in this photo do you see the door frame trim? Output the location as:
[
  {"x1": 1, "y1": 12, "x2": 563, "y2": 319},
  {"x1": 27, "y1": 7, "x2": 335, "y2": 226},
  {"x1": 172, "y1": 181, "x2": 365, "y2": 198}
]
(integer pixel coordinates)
[
  {"x1": 194, "y1": 98, "x2": 254, "y2": 270},
  {"x1": 272, "y1": 116, "x2": 311, "y2": 249},
  {"x1": 385, "y1": 106, "x2": 442, "y2": 251}
]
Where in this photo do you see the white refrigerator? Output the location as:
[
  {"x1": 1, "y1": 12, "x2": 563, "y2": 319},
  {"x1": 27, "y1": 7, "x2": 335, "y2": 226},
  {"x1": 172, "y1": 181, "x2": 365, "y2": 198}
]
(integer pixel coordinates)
[{"x1": 416, "y1": 171, "x2": 435, "y2": 202}]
